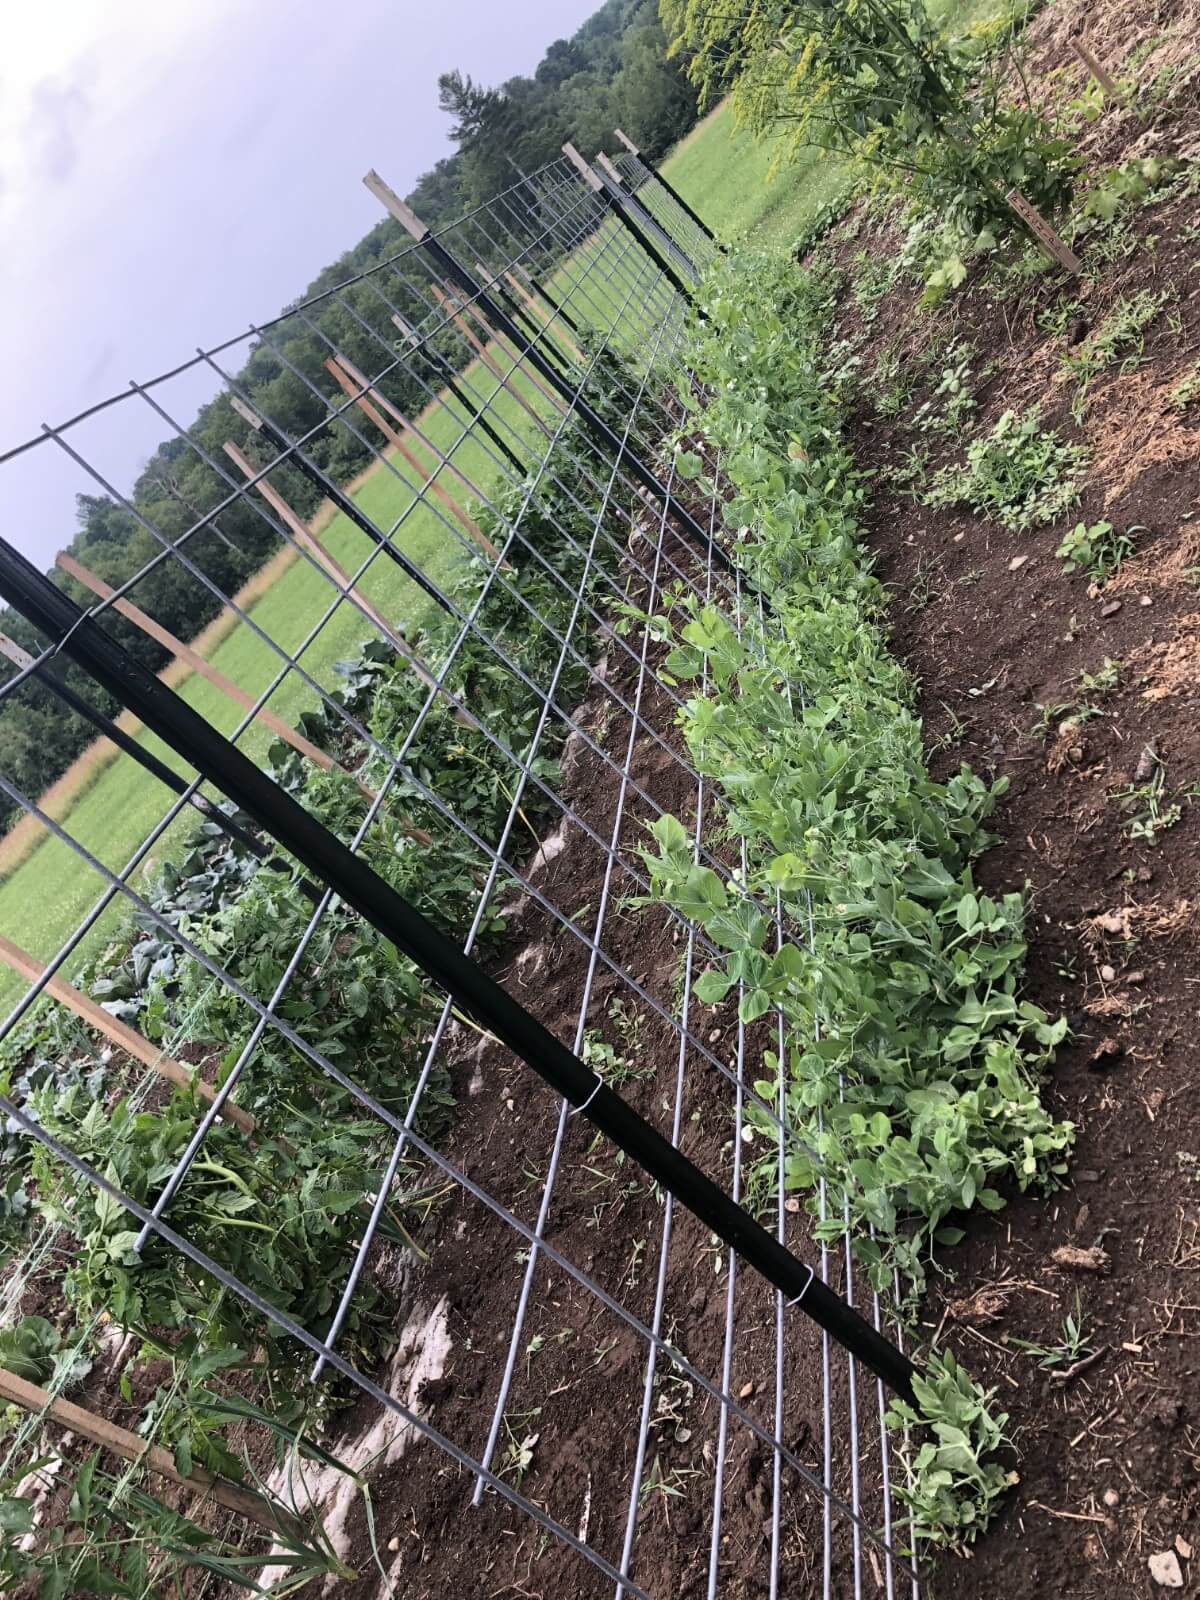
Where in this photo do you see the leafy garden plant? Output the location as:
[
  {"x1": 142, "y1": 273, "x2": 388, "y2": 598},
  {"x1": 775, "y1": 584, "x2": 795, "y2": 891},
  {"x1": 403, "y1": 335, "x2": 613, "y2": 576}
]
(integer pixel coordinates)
[
  {"x1": 640, "y1": 250, "x2": 1073, "y2": 1545},
  {"x1": 925, "y1": 405, "x2": 1089, "y2": 531},
  {"x1": 663, "y1": 0, "x2": 1078, "y2": 290},
  {"x1": 1055, "y1": 519, "x2": 1138, "y2": 583}
]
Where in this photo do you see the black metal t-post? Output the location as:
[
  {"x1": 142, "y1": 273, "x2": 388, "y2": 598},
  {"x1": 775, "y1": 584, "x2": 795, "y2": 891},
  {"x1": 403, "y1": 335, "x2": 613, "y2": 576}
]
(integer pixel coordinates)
[
  {"x1": 613, "y1": 128, "x2": 726, "y2": 252},
  {"x1": 0, "y1": 537, "x2": 918, "y2": 1406},
  {"x1": 361, "y1": 171, "x2": 733, "y2": 581},
  {"x1": 593, "y1": 150, "x2": 703, "y2": 284},
  {"x1": 561, "y1": 144, "x2": 699, "y2": 302}
]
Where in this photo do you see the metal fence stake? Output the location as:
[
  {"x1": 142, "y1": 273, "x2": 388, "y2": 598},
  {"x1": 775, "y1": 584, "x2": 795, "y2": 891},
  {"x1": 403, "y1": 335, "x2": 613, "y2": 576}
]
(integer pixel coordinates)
[
  {"x1": 562, "y1": 143, "x2": 700, "y2": 300},
  {"x1": 614, "y1": 127, "x2": 725, "y2": 250},
  {"x1": 362, "y1": 171, "x2": 737, "y2": 581}
]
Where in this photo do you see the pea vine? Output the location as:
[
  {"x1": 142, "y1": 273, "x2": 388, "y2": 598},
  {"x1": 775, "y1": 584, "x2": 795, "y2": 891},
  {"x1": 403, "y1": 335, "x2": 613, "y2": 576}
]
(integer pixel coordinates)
[{"x1": 639, "y1": 253, "x2": 1072, "y2": 1548}]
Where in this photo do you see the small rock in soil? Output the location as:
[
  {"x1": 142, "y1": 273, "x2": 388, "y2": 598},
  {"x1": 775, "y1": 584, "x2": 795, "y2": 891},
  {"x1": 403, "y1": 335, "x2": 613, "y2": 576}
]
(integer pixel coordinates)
[
  {"x1": 1149, "y1": 1551, "x2": 1184, "y2": 1588},
  {"x1": 1051, "y1": 1244, "x2": 1112, "y2": 1273},
  {"x1": 739, "y1": 1381, "x2": 755, "y2": 1400},
  {"x1": 1100, "y1": 963, "x2": 1117, "y2": 982},
  {"x1": 1008, "y1": 554, "x2": 1028, "y2": 571},
  {"x1": 1101, "y1": 600, "x2": 1123, "y2": 618},
  {"x1": 1077, "y1": 1170, "x2": 1102, "y2": 1182},
  {"x1": 1176, "y1": 1536, "x2": 1193, "y2": 1559},
  {"x1": 1140, "y1": 595, "x2": 1153, "y2": 607},
  {"x1": 1103, "y1": 1488, "x2": 1121, "y2": 1508}
]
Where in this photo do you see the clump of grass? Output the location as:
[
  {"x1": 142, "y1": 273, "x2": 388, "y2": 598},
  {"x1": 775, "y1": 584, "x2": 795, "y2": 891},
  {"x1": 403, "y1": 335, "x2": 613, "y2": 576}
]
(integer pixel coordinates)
[
  {"x1": 1063, "y1": 288, "x2": 1173, "y2": 417},
  {"x1": 925, "y1": 406, "x2": 1089, "y2": 532}
]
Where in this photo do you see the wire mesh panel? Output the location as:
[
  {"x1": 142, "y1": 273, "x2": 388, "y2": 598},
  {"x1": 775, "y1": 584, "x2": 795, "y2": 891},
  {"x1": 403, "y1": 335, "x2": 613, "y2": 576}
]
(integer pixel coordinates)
[{"x1": 0, "y1": 151, "x2": 915, "y2": 1599}]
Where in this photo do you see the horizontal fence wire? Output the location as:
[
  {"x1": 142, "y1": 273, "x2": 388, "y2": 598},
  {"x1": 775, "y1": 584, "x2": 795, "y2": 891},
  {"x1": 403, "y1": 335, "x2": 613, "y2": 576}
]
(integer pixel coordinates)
[{"x1": 0, "y1": 149, "x2": 917, "y2": 1597}]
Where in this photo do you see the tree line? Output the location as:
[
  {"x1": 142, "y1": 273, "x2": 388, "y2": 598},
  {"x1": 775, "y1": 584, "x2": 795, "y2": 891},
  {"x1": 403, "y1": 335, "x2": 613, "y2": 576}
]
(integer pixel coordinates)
[{"x1": 0, "y1": 0, "x2": 697, "y2": 835}]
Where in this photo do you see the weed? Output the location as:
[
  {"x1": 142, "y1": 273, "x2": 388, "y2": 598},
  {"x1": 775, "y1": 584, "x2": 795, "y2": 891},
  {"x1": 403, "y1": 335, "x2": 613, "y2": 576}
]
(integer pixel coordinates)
[
  {"x1": 851, "y1": 250, "x2": 897, "y2": 325},
  {"x1": 934, "y1": 703, "x2": 971, "y2": 751},
  {"x1": 638, "y1": 1455, "x2": 698, "y2": 1516},
  {"x1": 1055, "y1": 521, "x2": 1139, "y2": 583},
  {"x1": 1037, "y1": 296, "x2": 1084, "y2": 338},
  {"x1": 872, "y1": 346, "x2": 910, "y2": 418},
  {"x1": 497, "y1": 1408, "x2": 542, "y2": 1489},
  {"x1": 623, "y1": 1236, "x2": 647, "y2": 1291},
  {"x1": 1030, "y1": 700, "x2": 1103, "y2": 740},
  {"x1": 1063, "y1": 289, "x2": 1173, "y2": 417},
  {"x1": 524, "y1": 1333, "x2": 546, "y2": 1376},
  {"x1": 1077, "y1": 658, "x2": 1122, "y2": 695},
  {"x1": 903, "y1": 551, "x2": 944, "y2": 613},
  {"x1": 581, "y1": 1027, "x2": 651, "y2": 1089},
  {"x1": 607, "y1": 994, "x2": 646, "y2": 1060},
  {"x1": 1112, "y1": 765, "x2": 1193, "y2": 845},
  {"x1": 926, "y1": 407, "x2": 1089, "y2": 532},
  {"x1": 894, "y1": 444, "x2": 932, "y2": 500},
  {"x1": 907, "y1": 341, "x2": 976, "y2": 437},
  {"x1": 1009, "y1": 1294, "x2": 1093, "y2": 1371}
]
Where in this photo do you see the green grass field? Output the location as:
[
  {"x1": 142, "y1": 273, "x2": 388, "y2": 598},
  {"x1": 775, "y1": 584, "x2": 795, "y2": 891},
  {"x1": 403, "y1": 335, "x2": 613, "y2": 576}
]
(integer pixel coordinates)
[
  {"x1": 661, "y1": 101, "x2": 852, "y2": 251},
  {"x1": 0, "y1": 363, "x2": 557, "y2": 1007}
]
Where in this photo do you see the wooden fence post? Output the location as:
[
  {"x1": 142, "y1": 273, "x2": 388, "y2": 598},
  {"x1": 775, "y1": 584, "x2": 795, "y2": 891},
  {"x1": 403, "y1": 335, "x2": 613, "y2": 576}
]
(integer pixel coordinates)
[
  {"x1": 221, "y1": 443, "x2": 439, "y2": 693},
  {"x1": 0, "y1": 1368, "x2": 302, "y2": 1538},
  {"x1": 1070, "y1": 37, "x2": 1123, "y2": 99},
  {"x1": 428, "y1": 285, "x2": 557, "y2": 441},
  {"x1": 55, "y1": 554, "x2": 376, "y2": 802},
  {"x1": 321, "y1": 355, "x2": 509, "y2": 567}
]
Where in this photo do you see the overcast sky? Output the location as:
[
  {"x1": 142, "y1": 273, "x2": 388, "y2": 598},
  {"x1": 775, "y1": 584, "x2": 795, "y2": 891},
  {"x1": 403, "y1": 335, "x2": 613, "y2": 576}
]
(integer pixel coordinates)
[{"x1": 1, "y1": 0, "x2": 600, "y2": 566}]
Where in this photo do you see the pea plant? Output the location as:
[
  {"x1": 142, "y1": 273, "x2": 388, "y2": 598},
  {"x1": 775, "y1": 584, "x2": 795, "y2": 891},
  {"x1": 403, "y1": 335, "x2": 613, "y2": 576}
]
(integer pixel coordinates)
[{"x1": 640, "y1": 251, "x2": 1073, "y2": 1545}]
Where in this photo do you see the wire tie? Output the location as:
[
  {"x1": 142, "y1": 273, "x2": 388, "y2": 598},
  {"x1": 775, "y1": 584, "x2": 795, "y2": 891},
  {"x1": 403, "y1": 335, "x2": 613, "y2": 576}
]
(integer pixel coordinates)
[
  {"x1": 786, "y1": 1262, "x2": 816, "y2": 1307},
  {"x1": 567, "y1": 1071, "x2": 604, "y2": 1119}
]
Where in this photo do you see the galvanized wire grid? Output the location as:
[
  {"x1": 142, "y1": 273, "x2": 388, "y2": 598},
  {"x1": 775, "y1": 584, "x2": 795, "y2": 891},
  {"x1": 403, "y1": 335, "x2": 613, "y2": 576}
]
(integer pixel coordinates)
[{"x1": 0, "y1": 154, "x2": 917, "y2": 1597}]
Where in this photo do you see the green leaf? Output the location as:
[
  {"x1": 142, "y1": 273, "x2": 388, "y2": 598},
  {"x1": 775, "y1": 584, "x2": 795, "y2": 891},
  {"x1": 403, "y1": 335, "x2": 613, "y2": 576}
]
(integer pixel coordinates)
[
  {"x1": 0, "y1": 1496, "x2": 34, "y2": 1535},
  {"x1": 738, "y1": 988, "x2": 771, "y2": 1024},
  {"x1": 693, "y1": 969, "x2": 733, "y2": 1005}
]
